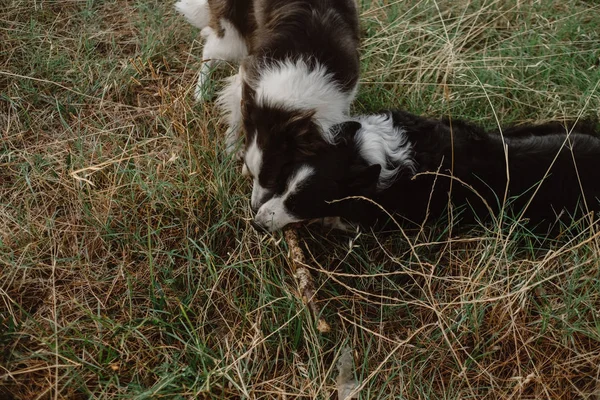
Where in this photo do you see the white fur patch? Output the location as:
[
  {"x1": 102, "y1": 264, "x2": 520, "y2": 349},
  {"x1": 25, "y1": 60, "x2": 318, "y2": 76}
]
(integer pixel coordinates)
[
  {"x1": 245, "y1": 136, "x2": 272, "y2": 210},
  {"x1": 193, "y1": 20, "x2": 248, "y2": 101},
  {"x1": 217, "y1": 72, "x2": 244, "y2": 153},
  {"x1": 254, "y1": 59, "x2": 355, "y2": 144},
  {"x1": 242, "y1": 163, "x2": 250, "y2": 176},
  {"x1": 245, "y1": 136, "x2": 262, "y2": 179},
  {"x1": 354, "y1": 113, "x2": 415, "y2": 190},
  {"x1": 251, "y1": 179, "x2": 273, "y2": 212},
  {"x1": 200, "y1": 20, "x2": 248, "y2": 63},
  {"x1": 175, "y1": 0, "x2": 210, "y2": 29},
  {"x1": 254, "y1": 166, "x2": 315, "y2": 232}
]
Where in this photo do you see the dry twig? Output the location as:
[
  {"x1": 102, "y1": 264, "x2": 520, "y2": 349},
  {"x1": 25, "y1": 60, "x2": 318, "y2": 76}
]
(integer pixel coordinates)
[{"x1": 284, "y1": 227, "x2": 331, "y2": 333}]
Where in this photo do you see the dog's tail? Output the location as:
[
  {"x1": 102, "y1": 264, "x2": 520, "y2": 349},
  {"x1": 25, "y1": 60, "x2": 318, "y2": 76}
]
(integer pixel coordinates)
[{"x1": 175, "y1": 0, "x2": 211, "y2": 30}]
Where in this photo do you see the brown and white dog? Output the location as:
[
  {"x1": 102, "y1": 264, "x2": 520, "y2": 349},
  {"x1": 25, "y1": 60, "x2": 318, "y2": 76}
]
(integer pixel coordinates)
[{"x1": 175, "y1": 0, "x2": 360, "y2": 210}]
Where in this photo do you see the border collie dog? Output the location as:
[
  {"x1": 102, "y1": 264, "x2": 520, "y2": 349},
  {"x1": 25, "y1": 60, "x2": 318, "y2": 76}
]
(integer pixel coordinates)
[
  {"x1": 175, "y1": 0, "x2": 361, "y2": 210},
  {"x1": 252, "y1": 110, "x2": 600, "y2": 232}
]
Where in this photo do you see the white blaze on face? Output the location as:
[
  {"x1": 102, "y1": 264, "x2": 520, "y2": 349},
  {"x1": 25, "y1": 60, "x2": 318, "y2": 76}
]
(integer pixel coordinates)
[
  {"x1": 253, "y1": 166, "x2": 315, "y2": 232},
  {"x1": 245, "y1": 136, "x2": 272, "y2": 210},
  {"x1": 251, "y1": 182, "x2": 272, "y2": 211}
]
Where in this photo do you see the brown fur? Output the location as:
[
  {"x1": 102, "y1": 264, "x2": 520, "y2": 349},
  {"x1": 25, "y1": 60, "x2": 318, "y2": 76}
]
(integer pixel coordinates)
[
  {"x1": 245, "y1": 0, "x2": 360, "y2": 92},
  {"x1": 207, "y1": 0, "x2": 256, "y2": 48}
]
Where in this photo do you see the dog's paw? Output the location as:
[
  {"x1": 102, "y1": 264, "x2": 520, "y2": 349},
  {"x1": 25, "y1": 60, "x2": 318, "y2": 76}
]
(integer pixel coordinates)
[
  {"x1": 194, "y1": 67, "x2": 215, "y2": 102},
  {"x1": 224, "y1": 127, "x2": 244, "y2": 159},
  {"x1": 309, "y1": 217, "x2": 356, "y2": 232},
  {"x1": 235, "y1": 148, "x2": 245, "y2": 161},
  {"x1": 194, "y1": 85, "x2": 214, "y2": 103},
  {"x1": 224, "y1": 144, "x2": 245, "y2": 161}
]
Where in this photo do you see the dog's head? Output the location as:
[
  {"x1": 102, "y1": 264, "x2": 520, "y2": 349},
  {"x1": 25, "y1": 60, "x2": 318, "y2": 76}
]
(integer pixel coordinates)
[
  {"x1": 241, "y1": 81, "x2": 331, "y2": 210},
  {"x1": 250, "y1": 121, "x2": 382, "y2": 232}
]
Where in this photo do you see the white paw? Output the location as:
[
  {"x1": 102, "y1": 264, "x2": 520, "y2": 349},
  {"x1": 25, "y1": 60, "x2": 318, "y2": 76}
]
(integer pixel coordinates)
[
  {"x1": 225, "y1": 125, "x2": 243, "y2": 156},
  {"x1": 194, "y1": 60, "x2": 216, "y2": 102},
  {"x1": 194, "y1": 86, "x2": 211, "y2": 102},
  {"x1": 194, "y1": 76, "x2": 212, "y2": 102},
  {"x1": 314, "y1": 217, "x2": 356, "y2": 232},
  {"x1": 236, "y1": 148, "x2": 245, "y2": 161}
]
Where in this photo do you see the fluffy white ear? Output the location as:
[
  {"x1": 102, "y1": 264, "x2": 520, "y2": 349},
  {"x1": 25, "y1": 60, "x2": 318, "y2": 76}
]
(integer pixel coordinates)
[
  {"x1": 174, "y1": 0, "x2": 210, "y2": 29},
  {"x1": 355, "y1": 113, "x2": 415, "y2": 190}
]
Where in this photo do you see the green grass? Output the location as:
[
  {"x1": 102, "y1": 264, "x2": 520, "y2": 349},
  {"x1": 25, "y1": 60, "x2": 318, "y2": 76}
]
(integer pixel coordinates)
[{"x1": 2, "y1": 0, "x2": 600, "y2": 398}]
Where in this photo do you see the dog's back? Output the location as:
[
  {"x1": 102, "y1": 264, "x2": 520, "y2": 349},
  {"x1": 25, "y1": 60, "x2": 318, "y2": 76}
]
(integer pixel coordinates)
[
  {"x1": 248, "y1": 110, "x2": 600, "y2": 232},
  {"x1": 249, "y1": 0, "x2": 360, "y2": 92},
  {"x1": 347, "y1": 112, "x2": 600, "y2": 229},
  {"x1": 495, "y1": 129, "x2": 600, "y2": 224}
]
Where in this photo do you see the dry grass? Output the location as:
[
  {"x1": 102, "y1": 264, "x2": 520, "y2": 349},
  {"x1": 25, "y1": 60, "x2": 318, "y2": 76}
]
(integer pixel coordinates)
[{"x1": 1, "y1": 0, "x2": 600, "y2": 398}]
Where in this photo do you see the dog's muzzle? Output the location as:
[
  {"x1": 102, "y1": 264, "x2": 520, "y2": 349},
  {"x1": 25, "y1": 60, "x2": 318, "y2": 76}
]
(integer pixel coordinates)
[{"x1": 250, "y1": 219, "x2": 268, "y2": 233}]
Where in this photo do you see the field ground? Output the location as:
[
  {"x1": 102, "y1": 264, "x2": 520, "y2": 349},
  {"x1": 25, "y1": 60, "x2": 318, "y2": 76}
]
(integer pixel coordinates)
[{"x1": 2, "y1": 0, "x2": 600, "y2": 398}]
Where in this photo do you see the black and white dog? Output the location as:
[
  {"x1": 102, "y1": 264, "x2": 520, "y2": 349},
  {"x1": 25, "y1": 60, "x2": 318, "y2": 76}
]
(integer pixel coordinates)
[
  {"x1": 252, "y1": 110, "x2": 600, "y2": 232},
  {"x1": 175, "y1": 0, "x2": 360, "y2": 211}
]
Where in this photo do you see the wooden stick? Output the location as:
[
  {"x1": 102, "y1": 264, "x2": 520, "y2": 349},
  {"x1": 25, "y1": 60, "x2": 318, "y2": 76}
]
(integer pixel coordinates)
[{"x1": 284, "y1": 227, "x2": 331, "y2": 333}]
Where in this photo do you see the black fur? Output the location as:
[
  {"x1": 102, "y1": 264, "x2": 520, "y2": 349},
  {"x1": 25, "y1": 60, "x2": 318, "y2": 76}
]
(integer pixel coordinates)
[{"x1": 271, "y1": 111, "x2": 600, "y2": 232}]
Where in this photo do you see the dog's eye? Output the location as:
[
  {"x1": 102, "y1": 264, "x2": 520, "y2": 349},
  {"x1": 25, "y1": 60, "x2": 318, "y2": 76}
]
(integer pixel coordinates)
[
  {"x1": 270, "y1": 163, "x2": 295, "y2": 191},
  {"x1": 260, "y1": 171, "x2": 284, "y2": 192},
  {"x1": 263, "y1": 176, "x2": 279, "y2": 190}
]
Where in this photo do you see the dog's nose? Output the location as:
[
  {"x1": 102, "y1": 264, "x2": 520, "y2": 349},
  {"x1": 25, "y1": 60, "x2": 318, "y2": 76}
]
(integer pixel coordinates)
[{"x1": 250, "y1": 219, "x2": 268, "y2": 233}]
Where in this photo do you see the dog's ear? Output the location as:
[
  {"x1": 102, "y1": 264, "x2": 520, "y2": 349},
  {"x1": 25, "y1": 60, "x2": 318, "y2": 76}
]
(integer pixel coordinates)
[
  {"x1": 284, "y1": 110, "x2": 326, "y2": 157},
  {"x1": 344, "y1": 163, "x2": 381, "y2": 196},
  {"x1": 331, "y1": 120, "x2": 362, "y2": 142},
  {"x1": 241, "y1": 81, "x2": 255, "y2": 117}
]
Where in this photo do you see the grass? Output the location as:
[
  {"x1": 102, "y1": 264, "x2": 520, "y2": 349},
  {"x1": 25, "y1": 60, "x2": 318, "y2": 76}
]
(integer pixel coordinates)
[{"x1": 2, "y1": 0, "x2": 600, "y2": 398}]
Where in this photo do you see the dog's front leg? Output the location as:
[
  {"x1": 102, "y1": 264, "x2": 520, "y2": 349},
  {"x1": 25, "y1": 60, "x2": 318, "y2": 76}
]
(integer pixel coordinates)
[
  {"x1": 195, "y1": 58, "x2": 216, "y2": 102},
  {"x1": 195, "y1": 22, "x2": 248, "y2": 102}
]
